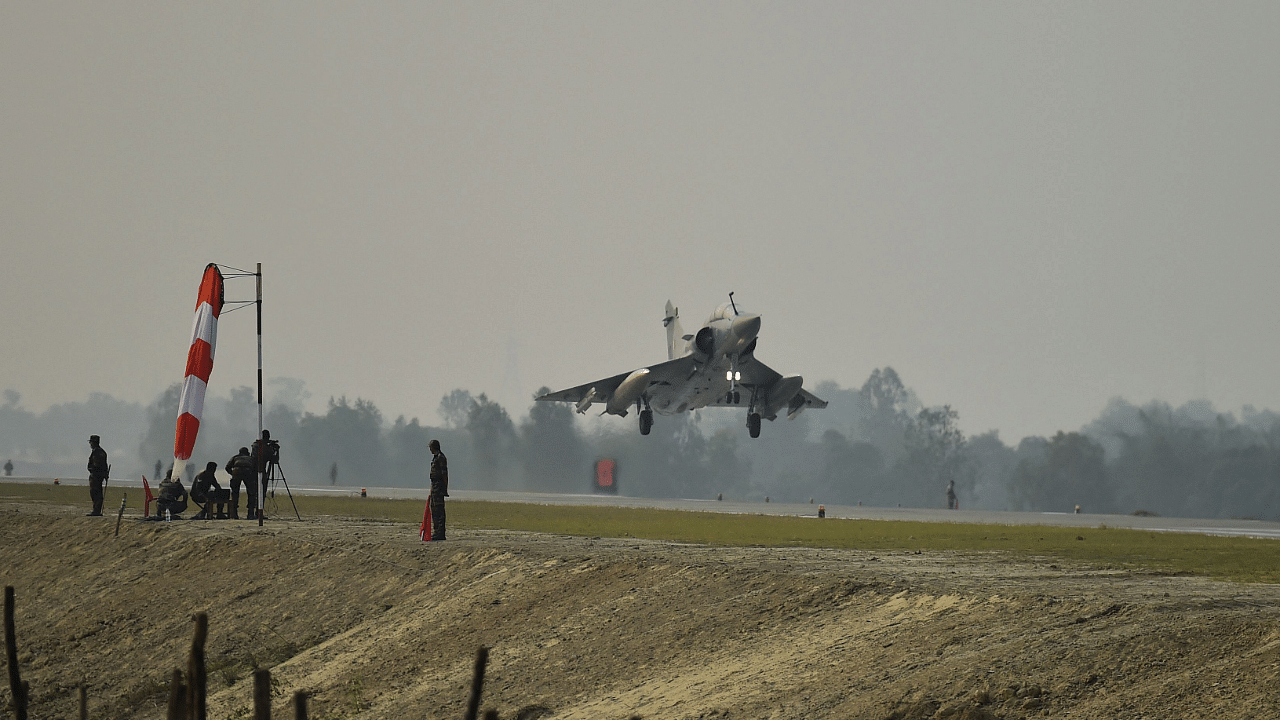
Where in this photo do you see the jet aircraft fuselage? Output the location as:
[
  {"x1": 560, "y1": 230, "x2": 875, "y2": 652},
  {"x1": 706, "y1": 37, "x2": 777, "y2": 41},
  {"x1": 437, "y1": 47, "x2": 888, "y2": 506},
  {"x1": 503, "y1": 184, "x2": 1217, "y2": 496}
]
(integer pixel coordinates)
[{"x1": 537, "y1": 295, "x2": 827, "y2": 437}]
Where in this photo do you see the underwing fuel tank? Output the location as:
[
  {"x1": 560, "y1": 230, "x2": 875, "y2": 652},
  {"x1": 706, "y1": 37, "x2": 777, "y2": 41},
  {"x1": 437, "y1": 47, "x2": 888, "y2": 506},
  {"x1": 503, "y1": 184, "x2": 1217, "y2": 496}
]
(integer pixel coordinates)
[
  {"x1": 575, "y1": 388, "x2": 598, "y2": 414},
  {"x1": 606, "y1": 369, "x2": 651, "y2": 416},
  {"x1": 761, "y1": 375, "x2": 804, "y2": 419}
]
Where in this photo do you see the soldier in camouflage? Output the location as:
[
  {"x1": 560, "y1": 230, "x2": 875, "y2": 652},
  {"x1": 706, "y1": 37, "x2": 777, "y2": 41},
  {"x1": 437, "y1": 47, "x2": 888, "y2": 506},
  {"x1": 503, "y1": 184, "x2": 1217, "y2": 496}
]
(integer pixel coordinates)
[
  {"x1": 87, "y1": 435, "x2": 108, "y2": 516},
  {"x1": 225, "y1": 447, "x2": 257, "y2": 520},
  {"x1": 428, "y1": 439, "x2": 448, "y2": 541}
]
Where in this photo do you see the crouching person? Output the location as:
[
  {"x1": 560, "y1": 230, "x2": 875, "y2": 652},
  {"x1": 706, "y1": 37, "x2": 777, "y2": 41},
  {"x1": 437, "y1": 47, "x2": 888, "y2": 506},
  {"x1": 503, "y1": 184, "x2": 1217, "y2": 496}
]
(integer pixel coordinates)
[
  {"x1": 191, "y1": 461, "x2": 231, "y2": 519},
  {"x1": 156, "y1": 471, "x2": 188, "y2": 519}
]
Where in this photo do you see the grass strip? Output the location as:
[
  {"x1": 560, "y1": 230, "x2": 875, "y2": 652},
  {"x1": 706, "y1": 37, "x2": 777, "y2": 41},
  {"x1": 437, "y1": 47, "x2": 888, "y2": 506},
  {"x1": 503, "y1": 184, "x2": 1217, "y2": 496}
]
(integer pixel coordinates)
[{"x1": 6, "y1": 483, "x2": 1280, "y2": 583}]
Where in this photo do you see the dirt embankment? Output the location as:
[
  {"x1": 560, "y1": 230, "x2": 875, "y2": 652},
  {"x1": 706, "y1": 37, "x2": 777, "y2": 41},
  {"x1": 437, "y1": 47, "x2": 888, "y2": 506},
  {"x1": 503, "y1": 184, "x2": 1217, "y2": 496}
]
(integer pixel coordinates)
[{"x1": 2, "y1": 501, "x2": 1280, "y2": 720}]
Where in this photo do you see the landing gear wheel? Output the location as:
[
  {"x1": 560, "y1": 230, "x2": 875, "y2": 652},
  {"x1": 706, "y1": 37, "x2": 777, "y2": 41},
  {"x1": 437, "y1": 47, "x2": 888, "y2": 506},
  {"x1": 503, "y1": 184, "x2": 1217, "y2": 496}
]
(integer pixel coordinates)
[
  {"x1": 639, "y1": 409, "x2": 654, "y2": 436},
  {"x1": 733, "y1": 391, "x2": 741, "y2": 404},
  {"x1": 747, "y1": 412, "x2": 761, "y2": 438}
]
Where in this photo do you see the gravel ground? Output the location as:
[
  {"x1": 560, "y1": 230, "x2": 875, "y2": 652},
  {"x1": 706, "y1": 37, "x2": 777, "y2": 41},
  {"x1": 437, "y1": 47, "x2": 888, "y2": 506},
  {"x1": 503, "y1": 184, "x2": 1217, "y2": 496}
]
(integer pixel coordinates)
[{"x1": 2, "y1": 501, "x2": 1279, "y2": 719}]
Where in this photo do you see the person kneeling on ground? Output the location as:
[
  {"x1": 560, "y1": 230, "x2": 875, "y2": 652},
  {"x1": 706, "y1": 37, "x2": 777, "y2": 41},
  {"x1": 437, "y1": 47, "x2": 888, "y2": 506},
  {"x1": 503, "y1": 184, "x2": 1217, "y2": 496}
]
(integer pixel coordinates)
[
  {"x1": 155, "y1": 470, "x2": 188, "y2": 519},
  {"x1": 191, "y1": 461, "x2": 231, "y2": 519}
]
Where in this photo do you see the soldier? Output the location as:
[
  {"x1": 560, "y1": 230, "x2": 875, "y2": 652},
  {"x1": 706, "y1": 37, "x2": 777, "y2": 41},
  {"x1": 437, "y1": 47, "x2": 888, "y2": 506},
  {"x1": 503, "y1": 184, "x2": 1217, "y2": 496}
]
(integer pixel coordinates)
[
  {"x1": 251, "y1": 429, "x2": 276, "y2": 507},
  {"x1": 3, "y1": 459, "x2": 12, "y2": 476},
  {"x1": 946, "y1": 479, "x2": 957, "y2": 510},
  {"x1": 191, "y1": 461, "x2": 230, "y2": 520},
  {"x1": 428, "y1": 439, "x2": 449, "y2": 541},
  {"x1": 87, "y1": 435, "x2": 109, "y2": 516},
  {"x1": 225, "y1": 447, "x2": 256, "y2": 519},
  {"x1": 155, "y1": 469, "x2": 188, "y2": 519}
]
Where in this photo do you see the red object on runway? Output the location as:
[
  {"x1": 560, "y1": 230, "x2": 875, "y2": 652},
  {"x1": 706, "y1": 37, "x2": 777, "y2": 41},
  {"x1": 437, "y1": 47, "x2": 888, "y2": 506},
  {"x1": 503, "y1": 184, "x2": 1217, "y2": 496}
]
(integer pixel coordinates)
[{"x1": 419, "y1": 498, "x2": 432, "y2": 542}]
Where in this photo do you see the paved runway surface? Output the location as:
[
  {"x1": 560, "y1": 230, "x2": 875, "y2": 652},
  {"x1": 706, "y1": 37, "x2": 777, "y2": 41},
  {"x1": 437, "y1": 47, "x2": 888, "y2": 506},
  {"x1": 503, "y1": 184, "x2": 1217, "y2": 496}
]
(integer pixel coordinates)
[{"x1": 11, "y1": 476, "x2": 1280, "y2": 540}]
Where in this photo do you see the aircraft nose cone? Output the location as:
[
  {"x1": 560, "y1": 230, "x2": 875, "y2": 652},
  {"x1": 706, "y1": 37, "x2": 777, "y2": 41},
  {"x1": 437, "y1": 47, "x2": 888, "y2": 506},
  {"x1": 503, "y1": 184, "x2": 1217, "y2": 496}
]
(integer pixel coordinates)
[{"x1": 732, "y1": 313, "x2": 761, "y2": 340}]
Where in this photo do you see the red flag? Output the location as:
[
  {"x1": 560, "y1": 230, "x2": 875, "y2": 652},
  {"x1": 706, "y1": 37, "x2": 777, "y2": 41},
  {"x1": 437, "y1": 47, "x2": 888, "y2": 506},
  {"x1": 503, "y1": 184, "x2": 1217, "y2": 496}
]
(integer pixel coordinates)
[{"x1": 420, "y1": 498, "x2": 432, "y2": 542}]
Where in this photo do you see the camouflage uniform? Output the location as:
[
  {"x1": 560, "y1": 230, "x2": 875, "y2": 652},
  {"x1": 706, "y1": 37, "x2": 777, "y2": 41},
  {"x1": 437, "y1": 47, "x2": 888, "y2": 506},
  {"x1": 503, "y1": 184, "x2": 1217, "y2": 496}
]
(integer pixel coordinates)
[
  {"x1": 87, "y1": 436, "x2": 108, "y2": 516},
  {"x1": 429, "y1": 444, "x2": 449, "y2": 541},
  {"x1": 191, "y1": 463, "x2": 230, "y2": 519},
  {"x1": 225, "y1": 448, "x2": 257, "y2": 519},
  {"x1": 156, "y1": 476, "x2": 188, "y2": 518}
]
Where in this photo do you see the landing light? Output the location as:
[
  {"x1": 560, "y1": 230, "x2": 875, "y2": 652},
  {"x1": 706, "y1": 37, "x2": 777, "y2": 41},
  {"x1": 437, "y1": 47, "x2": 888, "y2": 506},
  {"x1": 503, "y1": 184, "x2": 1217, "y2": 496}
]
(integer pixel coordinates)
[{"x1": 726, "y1": 371, "x2": 732, "y2": 381}]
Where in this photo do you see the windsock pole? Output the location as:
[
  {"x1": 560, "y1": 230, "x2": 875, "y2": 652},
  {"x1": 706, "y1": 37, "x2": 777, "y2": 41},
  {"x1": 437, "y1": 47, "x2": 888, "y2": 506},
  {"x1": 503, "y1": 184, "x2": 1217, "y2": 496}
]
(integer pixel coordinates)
[{"x1": 256, "y1": 263, "x2": 264, "y2": 527}]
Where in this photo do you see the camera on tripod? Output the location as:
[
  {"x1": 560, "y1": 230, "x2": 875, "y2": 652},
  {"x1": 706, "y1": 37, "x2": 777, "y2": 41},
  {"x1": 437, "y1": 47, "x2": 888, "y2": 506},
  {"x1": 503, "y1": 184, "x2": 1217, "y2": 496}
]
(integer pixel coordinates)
[{"x1": 264, "y1": 439, "x2": 281, "y2": 465}]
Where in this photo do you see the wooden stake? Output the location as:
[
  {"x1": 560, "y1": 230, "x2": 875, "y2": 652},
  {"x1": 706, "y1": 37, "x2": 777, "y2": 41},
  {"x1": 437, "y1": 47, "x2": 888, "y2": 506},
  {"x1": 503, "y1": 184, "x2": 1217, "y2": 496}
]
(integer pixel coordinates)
[
  {"x1": 4, "y1": 586, "x2": 29, "y2": 720},
  {"x1": 464, "y1": 646, "x2": 488, "y2": 720},
  {"x1": 254, "y1": 668, "x2": 271, "y2": 720},
  {"x1": 114, "y1": 493, "x2": 128, "y2": 537},
  {"x1": 166, "y1": 669, "x2": 186, "y2": 720},
  {"x1": 187, "y1": 613, "x2": 208, "y2": 720}
]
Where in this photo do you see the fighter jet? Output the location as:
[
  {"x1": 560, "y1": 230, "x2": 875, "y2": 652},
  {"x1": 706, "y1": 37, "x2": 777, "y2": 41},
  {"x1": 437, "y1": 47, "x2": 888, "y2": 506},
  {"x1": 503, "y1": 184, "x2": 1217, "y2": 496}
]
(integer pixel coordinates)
[{"x1": 536, "y1": 294, "x2": 828, "y2": 437}]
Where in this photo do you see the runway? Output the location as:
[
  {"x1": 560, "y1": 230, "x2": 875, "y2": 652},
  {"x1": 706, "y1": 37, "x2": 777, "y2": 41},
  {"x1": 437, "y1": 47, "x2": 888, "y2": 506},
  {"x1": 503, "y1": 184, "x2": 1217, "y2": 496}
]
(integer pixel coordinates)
[{"x1": 11, "y1": 476, "x2": 1280, "y2": 540}]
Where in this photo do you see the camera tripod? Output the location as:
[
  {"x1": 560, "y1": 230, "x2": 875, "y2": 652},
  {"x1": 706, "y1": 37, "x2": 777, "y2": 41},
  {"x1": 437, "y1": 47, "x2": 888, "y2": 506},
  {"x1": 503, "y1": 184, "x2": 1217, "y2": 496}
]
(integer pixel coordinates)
[{"x1": 261, "y1": 459, "x2": 301, "y2": 521}]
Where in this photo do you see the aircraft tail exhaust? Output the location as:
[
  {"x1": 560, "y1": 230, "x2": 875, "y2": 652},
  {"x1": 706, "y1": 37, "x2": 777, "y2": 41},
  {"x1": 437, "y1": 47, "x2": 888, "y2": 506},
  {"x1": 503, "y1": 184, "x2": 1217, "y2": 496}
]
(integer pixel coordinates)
[{"x1": 663, "y1": 300, "x2": 684, "y2": 360}]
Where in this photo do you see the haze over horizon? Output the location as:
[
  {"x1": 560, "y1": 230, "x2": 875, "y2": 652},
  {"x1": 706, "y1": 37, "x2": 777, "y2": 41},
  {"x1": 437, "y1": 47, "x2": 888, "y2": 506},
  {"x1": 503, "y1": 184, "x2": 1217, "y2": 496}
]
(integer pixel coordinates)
[{"x1": 4, "y1": 3, "x2": 1279, "y2": 443}]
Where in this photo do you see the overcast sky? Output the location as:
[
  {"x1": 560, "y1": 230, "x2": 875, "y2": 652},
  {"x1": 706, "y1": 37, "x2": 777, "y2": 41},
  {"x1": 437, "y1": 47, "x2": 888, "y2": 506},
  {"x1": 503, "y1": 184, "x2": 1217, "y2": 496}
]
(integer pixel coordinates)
[{"x1": 4, "y1": 2, "x2": 1279, "y2": 442}]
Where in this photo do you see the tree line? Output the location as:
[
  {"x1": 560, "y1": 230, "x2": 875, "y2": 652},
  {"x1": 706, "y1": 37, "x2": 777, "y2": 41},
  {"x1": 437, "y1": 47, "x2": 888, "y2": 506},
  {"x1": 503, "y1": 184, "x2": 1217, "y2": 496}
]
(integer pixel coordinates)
[{"x1": 3, "y1": 371, "x2": 1280, "y2": 521}]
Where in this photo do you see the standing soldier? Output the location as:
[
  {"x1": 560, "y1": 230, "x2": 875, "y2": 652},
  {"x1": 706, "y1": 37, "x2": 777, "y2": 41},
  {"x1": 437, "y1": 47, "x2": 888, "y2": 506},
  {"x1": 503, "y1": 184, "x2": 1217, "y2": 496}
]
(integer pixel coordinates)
[
  {"x1": 251, "y1": 429, "x2": 275, "y2": 509},
  {"x1": 87, "y1": 435, "x2": 109, "y2": 516},
  {"x1": 225, "y1": 447, "x2": 256, "y2": 520},
  {"x1": 946, "y1": 479, "x2": 957, "y2": 510},
  {"x1": 428, "y1": 439, "x2": 449, "y2": 541}
]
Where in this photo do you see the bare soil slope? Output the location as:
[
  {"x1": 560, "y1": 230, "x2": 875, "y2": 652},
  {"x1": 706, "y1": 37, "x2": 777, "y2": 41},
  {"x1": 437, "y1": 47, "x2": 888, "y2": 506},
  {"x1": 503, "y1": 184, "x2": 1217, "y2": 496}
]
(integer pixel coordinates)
[{"x1": 3, "y1": 502, "x2": 1280, "y2": 720}]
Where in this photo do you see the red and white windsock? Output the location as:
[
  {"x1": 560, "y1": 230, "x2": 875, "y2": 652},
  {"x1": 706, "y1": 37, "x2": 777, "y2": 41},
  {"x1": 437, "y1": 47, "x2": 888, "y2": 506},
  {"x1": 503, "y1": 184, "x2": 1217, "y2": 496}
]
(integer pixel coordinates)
[{"x1": 173, "y1": 264, "x2": 224, "y2": 478}]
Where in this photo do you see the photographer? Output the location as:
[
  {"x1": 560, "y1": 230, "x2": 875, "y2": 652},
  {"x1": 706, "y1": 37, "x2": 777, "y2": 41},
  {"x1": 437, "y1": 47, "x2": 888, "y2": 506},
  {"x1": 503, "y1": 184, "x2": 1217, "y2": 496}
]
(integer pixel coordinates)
[{"x1": 251, "y1": 430, "x2": 280, "y2": 512}]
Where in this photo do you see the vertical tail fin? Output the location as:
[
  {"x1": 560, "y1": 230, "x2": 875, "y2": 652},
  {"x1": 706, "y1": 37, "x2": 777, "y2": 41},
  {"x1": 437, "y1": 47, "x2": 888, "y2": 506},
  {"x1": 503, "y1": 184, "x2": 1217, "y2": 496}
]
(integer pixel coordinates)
[{"x1": 663, "y1": 300, "x2": 684, "y2": 360}]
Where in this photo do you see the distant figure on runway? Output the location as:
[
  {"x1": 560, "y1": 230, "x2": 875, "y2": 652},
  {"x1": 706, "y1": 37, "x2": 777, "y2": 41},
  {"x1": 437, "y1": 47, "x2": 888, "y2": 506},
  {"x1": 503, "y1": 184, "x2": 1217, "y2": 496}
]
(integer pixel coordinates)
[
  {"x1": 428, "y1": 439, "x2": 449, "y2": 541},
  {"x1": 3, "y1": 459, "x2": 12, "y2": 476},
  {"x1": 946, "y1": 479, "x2": 957, "y2": 510},
  {"x1": 87, "y1": 435, "x2": 109, "y2": 516}
]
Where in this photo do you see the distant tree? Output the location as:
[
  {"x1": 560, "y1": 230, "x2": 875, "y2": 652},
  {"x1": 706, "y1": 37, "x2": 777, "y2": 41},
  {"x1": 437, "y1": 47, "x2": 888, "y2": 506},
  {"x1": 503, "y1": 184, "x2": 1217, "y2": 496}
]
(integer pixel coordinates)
[
  {"x1": 816, "y1": 429, "x2": 884, "y2": 506},
  {"x1": 856, "y1": 367, "x2": 918, "y2": 462},
  {"x1": 896, "y1": 405, "x2": 969, "y2": 508},
  {"x1": 1109, "y1": 404, "x2": 1215, "y2": 516},
  {"x1": 296, "y1": 396, "x2": 388, "y2": 487},
  {"x1": 965, "y1": 430, "x2": 1017, "y2": 510},
  {"x1": 702, "y1": 427, "x2": 752, "y2": 500},
  {"x1": 387, "y1": 415, "x2": 431, "y2": 485},
  {"x1": 1009, "y1": 431, "x2": 1112, "y2": 513},
  {"x1": 438, "y1": 389, "x2": 474, "y2": 430},
  {"x1": 3, "y1": 389, "x2": 19, "y2": 407},
  {"x1": 138, "y1": 384, "x2": 183, "y2": 472},
  {"x1": 467, "y1": 393, "x2": 516, "y2": 488},
  {"x1": 222, "y1": 385, "x2": 257, "y2": 436},
  {"x1": 519, "y1": 387, "x2": 587, "y2": 492}
]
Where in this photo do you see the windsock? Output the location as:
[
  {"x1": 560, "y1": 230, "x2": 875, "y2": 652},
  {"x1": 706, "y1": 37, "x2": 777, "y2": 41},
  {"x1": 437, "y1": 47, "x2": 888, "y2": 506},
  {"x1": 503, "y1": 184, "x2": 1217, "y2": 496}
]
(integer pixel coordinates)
[{"x1": 173, "y1": 264, "x2": 224, "y2": 478}]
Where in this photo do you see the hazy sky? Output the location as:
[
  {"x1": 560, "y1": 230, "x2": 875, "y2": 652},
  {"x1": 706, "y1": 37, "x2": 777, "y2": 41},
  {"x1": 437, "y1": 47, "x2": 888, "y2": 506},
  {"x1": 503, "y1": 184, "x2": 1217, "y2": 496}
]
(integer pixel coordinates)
[{"x1": 4, "y1": 2, "x2": 1279, "y2": 442}]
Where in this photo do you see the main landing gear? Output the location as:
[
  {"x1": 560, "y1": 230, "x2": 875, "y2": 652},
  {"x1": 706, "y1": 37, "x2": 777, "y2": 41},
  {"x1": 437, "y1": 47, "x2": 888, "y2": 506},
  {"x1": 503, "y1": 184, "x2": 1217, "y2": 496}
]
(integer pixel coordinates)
[{"x1": 638, "y1": 398, "x2": 654, "y2": 435}]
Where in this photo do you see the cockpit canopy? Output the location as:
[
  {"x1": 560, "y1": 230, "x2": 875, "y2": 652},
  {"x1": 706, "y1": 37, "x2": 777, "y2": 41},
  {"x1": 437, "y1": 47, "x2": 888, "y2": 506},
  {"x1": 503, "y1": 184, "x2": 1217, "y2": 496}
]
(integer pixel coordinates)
[{"x1": 708, "y1": 301, "x2": 745, "y2": 322}]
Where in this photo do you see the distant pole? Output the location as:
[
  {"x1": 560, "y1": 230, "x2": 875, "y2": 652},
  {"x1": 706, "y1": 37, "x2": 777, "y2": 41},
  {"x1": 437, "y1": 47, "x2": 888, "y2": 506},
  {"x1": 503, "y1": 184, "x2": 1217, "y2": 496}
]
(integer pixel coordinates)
[{"x1": 257, "y1": 262, "x2": 264, "y2": 527}]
